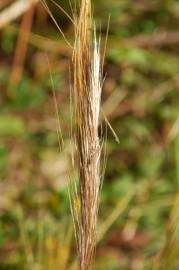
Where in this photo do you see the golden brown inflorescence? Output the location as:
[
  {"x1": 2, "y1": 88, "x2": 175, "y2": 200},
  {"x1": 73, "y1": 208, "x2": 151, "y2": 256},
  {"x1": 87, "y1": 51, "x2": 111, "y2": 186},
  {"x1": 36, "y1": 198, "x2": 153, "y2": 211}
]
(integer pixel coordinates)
[{"x1": 71, "y1": 0, "x2": 102, "y2": 269}]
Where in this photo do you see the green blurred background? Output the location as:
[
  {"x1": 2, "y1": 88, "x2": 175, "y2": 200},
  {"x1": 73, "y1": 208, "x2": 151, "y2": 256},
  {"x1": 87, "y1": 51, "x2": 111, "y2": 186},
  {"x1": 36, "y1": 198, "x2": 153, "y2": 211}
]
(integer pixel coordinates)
[{"x1": 1, "y1": 0, "x2": 179, "y2": 269}]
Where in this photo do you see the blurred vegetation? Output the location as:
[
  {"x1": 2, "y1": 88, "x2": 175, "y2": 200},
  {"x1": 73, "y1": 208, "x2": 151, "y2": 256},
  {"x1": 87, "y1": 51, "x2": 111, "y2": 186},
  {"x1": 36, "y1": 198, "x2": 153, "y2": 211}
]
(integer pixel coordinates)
[{"x1": 1, "y1": 0, "x2": 179, "y2": 269}]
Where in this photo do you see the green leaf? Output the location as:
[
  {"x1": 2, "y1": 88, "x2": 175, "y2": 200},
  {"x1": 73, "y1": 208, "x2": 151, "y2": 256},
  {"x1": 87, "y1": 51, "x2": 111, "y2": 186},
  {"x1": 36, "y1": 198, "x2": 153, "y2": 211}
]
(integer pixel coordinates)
[{"x1": 0, "y1": 115, "x2": 26, "y2": 137}]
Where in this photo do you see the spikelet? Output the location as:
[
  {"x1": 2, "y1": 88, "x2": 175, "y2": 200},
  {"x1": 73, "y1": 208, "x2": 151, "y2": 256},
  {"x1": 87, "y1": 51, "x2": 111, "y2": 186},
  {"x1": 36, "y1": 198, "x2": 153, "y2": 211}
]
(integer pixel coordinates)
[{"x1": 71, "y1": 0, "x2": 102, "y2": 269}]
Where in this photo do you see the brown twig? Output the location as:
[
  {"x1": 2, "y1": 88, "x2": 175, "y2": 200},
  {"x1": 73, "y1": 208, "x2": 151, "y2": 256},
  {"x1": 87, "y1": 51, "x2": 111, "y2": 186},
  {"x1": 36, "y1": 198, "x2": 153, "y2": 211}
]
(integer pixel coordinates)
[
  {"x1": 10, "y1": 5, "x2": 35, "y2": 83},
  {"x1": 36, "y1": 2, "x2": 48, "y2": 28}
]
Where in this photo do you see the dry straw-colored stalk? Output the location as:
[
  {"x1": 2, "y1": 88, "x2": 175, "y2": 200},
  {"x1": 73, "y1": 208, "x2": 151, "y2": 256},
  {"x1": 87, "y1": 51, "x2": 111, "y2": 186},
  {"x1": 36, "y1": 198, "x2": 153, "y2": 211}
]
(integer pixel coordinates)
[
  {"x1": 41, "y1": 0, "x2": 103, "y2": 268},
  {"x1": 71, "y1": 0, "x2": 103, "y2": 269}
]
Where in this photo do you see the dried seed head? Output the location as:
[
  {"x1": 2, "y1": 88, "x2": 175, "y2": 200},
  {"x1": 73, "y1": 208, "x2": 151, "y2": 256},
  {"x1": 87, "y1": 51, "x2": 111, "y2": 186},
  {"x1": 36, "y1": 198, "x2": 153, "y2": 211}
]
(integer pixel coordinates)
[{"x1": 71, "y1": 0, "x2": 103, "y2": 269}]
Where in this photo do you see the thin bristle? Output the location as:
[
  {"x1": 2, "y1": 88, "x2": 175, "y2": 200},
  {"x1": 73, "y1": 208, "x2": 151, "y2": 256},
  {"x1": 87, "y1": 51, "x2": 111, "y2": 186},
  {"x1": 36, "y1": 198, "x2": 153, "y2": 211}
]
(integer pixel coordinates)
[{"x1": 72, "y1": 0, "x2": 102, "y2": 269}]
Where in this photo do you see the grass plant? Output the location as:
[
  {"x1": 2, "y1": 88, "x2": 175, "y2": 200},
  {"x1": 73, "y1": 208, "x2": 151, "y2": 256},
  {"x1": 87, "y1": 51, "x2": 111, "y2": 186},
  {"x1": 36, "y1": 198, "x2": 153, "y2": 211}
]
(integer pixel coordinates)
[{"x1": 70, "y1": 1, "x2": 103, "y2": 269}]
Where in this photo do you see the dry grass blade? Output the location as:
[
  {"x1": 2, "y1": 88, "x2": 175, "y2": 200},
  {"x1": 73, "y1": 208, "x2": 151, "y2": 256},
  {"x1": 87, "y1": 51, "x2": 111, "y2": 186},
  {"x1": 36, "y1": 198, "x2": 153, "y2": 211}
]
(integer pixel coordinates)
[
  {"x1": 156, "y1": 193, "x2": 179, "y2": 270},
  {"x1": 41, "y1": 0, "x2": 72, "y2": 48},
  {"x1": 156, "y1": 132, "x2": 179, "y2": 270},
  {"x1": 71, "y1": 0, "x2": 103, "y2": 269}
]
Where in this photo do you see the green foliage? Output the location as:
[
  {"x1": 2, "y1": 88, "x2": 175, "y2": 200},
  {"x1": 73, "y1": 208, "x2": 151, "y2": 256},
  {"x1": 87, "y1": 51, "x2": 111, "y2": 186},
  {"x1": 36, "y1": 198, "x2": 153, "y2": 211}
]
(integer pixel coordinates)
[
  {"x1": 0, "y1": 144, "x2": 8, "y2": 175},
  {"x1": 9, "y1": 77, "x2": 45, "y2": 108},
  {"x1": 0, "y1": 115, "x2": 26, "y2": 137}
]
